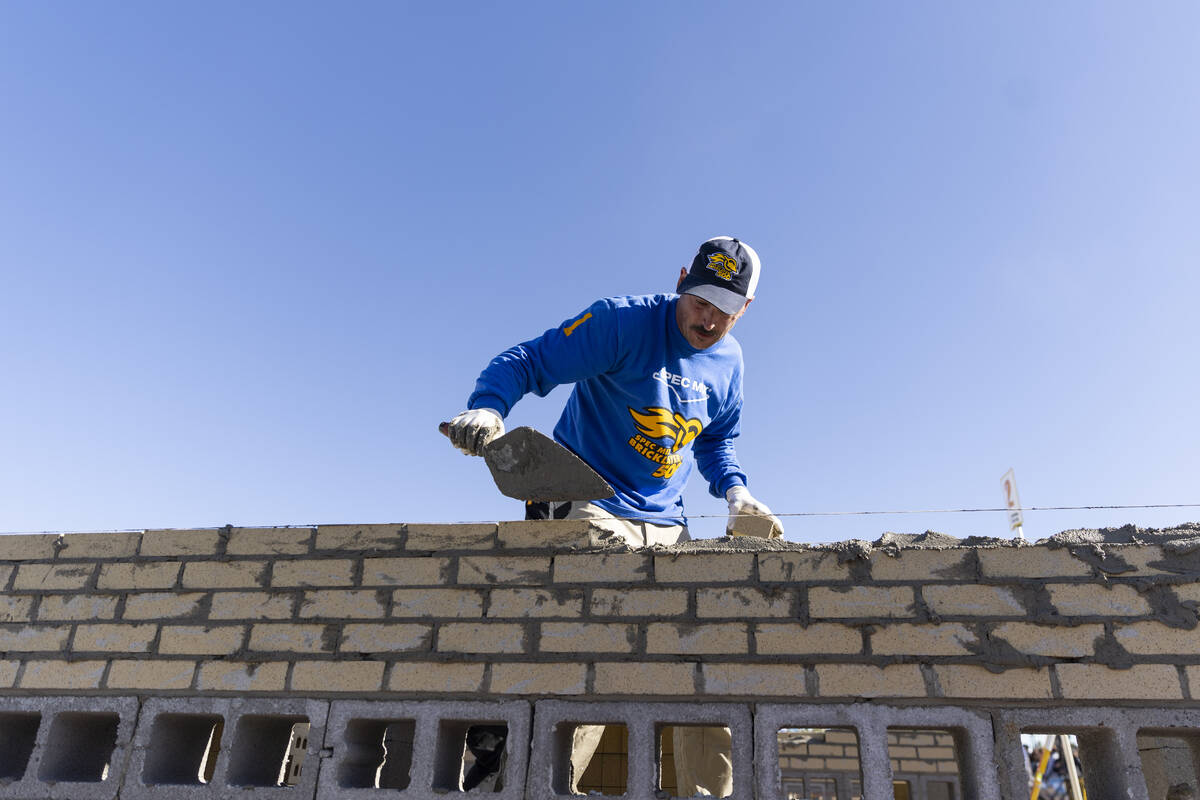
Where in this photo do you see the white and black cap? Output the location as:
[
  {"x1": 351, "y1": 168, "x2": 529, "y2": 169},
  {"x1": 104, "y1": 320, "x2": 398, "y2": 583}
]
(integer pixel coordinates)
[{"x1": 677, "y1": 236, "x2": 761, "y2": 315}]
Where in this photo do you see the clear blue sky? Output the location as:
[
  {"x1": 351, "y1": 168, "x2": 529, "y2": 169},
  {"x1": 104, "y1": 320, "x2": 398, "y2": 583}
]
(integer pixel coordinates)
[{"x1": 2, "y1": 2, "x2": 1197, "y2": 543}]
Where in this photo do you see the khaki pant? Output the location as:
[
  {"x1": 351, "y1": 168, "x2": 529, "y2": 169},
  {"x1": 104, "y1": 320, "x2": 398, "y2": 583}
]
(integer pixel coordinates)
[
  {"x1": 569, "y1": 724, "x2": 732, "y2": 797},
  {"x1": 560, "y1": 501, "x2": 689, "y2": 547}
]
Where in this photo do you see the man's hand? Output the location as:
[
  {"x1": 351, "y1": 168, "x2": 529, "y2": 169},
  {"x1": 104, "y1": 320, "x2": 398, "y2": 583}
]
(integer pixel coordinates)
[
  {"x1": 446, "y1": 409, "x2": 504, "y2": 456},
  {"x1": 725, "y1": 485, "x2": 784, "y2": 538}
]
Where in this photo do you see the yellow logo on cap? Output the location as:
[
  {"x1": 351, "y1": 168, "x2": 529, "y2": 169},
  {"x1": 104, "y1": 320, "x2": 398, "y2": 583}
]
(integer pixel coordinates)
[{"x1": 705, "y1": 253, "x2": 739, "y2": 281}]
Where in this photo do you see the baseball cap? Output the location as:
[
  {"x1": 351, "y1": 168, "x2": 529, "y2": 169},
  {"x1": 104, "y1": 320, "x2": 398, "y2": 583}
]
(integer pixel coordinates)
[{"x1": 677, "y1": 236, "x2": 761, "y2": 315}]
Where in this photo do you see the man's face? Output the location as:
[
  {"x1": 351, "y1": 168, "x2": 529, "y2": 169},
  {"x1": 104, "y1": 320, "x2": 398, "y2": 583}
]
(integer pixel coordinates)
[{"x1": 674, "y1": 292, "x2": 748, "y2": 349}]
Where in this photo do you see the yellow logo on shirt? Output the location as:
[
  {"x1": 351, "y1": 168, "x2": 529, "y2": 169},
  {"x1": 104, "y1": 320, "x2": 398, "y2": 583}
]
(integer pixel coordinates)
[
  {"x1": 563, "y1": 312, "x2": 592, "y2": 336},
  {"x1": 627, "y1": 406, "x2": 704, "y2": 479},
  {"x1": 705, "y1": 253, "x2": 739, "y2": 281}
]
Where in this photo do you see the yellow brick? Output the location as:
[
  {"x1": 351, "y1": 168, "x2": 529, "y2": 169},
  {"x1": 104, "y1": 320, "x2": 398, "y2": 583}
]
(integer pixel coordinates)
[
  {"x1": 994, "y1": 622, "x2": 1104, "y2": 657},
  {"x1": 182, "y1": 561, "x2": 267, "y2": 589},
  {"x1": 590, "y1": 588, "x2": 689, "y2": 617},
  {"x1": 40, "y1": 594, "x2": 120, "y2": 621},
  {"x1": 702, "y1": 664, "x2": 806, "y2": 696},
  {"x1": 758, "y1": 551, "x2": 851, "y2": 582},
  {"x1": 314, "y1": 523, "x2": 404, "y2": 552},
  {"x1": 594, "y1": 662, "x2": 695, "y2": 694},
  {"x1": 1056, "y1": 663, "x2": 1182, "y2": 700},
  {"x1": 815, "y1": 664, "x2": 926, "y2": 698},
  {"x1": 488, "y1": 588, "x2": 583, "y2": 618},
  {"x1": 123, "y1": 592, "x2": 205, "y2": 620},
  {"x1": 922, "y1": 585, "x2": 1025, "y2": 616},
  {"x1": 755, "y1": 623, "x2": 862, "y2": 655},
  {"x1": 458, "y1": 556, "x2": 551, "y2": 585},
  {"x1": 140, "y1": 528, "x2": 221, "y2": 556},
  {"x1": 0, "y1": 626, "x2": 69, "y2": 651},
  {"x1": 977, "y1": 546, "x2": 1091, "y2": 579},
  {"x1": 159, "y1": 625, "x2": 246, "y2": 655},
  {"x1": 1173, "y1": 583, "x2": 1200, "y2": 604},
  {"x1": 249, "y1": 623, "x2": 334, "y2": 653},
  {"x1": 340, "y1": 623, "x2": 431, "y2": 652},
  {"x1": 870, "y1": 623, "x2": 978, "y2": 656},
  {"x1": 553, "y1": 553, "x2": 652, "y2": 584},
  {"x1": 73, "y1": 624, "x2": 157, "y2": 653},
  {"x1": 809, "y1": 586, "x2": 916, "y2": 618},
  {"x1": 490, "y1": 663, "x2": 587, "y2": 694},
  {"x1": 1115, "y1": 545, "x2": 1174, "y2": 575},
  {"x1": 1187, "y1": 666, "x2": 1200, "y2": 699},
  {"x1": 646, "y1": 622, "x2": 748, "y2": 654},
  {"x1": 55, "y1": 531, "x2": 140, "y2": 559},
  {"x1": 226, "y1": 527, "x2": 313, "y2": 555},
  {"x1": 271, "y1": 559, "x2": 354, "y2": 587},
  {"x1": 20, "y1": 659, "x2": 106, "y2": 689},
  {"x1": 540, "y1": 622, "x2": 636, "y2": 653},
  {"x1": 0, "y1": 596, "x2": 34, "y2": 622},
  {"x1": 14, "y1": 563, "x2": 95, "y2": 590},
  {"x1": 407, "y1": 523, "x2": 497, "y2": 550},
  {"x1": 389, "y1": 662, "x2": 485, "y2": 693},
  {"x1": 361, "y1": 557, "x2": 451, "y2": 586},
  {"x1": 292, "y1": 660, "x2": 385, "y2": 692},
  {"x1": 300, "y1": 590, "x2": 385, "y2": 618},
  {"x1": 0, "y1": 534, "x2": 58, "y2": 560},
  {"x1": 1048, "y1": 584, "x2": 1151, "y2": 616},
  {"x1": 1114, "y1": 621, "x2": 1200, "y2": 655},
  {"x1": 0, "y1": 661, "x2": 18, "y2": 688},
  {"x1": 869, "y1": 549, "x2": 972, "y2": 581},
  {"x1": 497, "y1": 519, "x2": 612, "y2": 549},
  {"x1": 106, "y1": 659, "x2": 196, "y2": 690},
  {"x1": 655, "y1": 553, "x2": 754, "y2": 583},
  {"x1": 197, "y1": 661, "x2": 289, "y2": 692},
  {"x1": 97, "y1": 562, "x2": 180, "y2": 590},
  {"x1": 933, "y1": 665, "x2": 1052, "y2": 699},
  {"x1": 438, "y1": 622, "x2": 526, "y2": 654},
  {"x1": 697, "y1": 587, "x2": 794, "y2": 618},
  {"x1": 391, "y1": 589, "x2": 484, "y2": 618},
  {"x1": 209, "y1": 591, "x2": 295, "y2": 620}
]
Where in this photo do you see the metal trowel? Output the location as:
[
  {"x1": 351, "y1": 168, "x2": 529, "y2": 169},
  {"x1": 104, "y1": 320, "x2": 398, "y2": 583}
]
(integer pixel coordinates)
[{"x1": 439, "y1": 424, "x2": 614, "y2": 503}]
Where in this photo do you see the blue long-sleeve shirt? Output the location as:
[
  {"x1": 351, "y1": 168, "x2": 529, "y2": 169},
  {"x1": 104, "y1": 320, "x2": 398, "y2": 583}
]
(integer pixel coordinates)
[{"x1": 467, "y1": 294, "x2": 747, "y2": 526}]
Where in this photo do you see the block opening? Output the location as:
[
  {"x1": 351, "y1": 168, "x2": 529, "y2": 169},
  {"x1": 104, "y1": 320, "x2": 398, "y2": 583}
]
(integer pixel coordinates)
[
  {"x1": 38, "y1": 712, "x2": 120, "y2": 783},
  {"x1": 226, "y1": 715, "x2": 310, "y2": 787},
  {"x1": 886, "y1": 727, "x2": 963, "y2": 800},
  {"x1": 552, "y1": 722, "x2": 626, "y2": 796},
  {"x1": 1136, "y1": 728, "x2": 1200, "y2": 800},
  {"x1": 142, "y1": 713, "x2": 224, "y2": 785},
  {"x1": 777, "y1": 727, "x2": 863, "y2": 800},
  {"x1": 1021, "y1": 730, "x2": 1097, "y2": 800},
  {"x1": 433, "y1": 719, "x2": 509, "y2": 792},
  {"x1": 658, "y1": 724, "x2": 733, "y2": 799},
  {"x1": 0, "y1": 712, "x2": 40, "y2": 780},
  {"x1": 337, "y1": 719, "x2": 416, "y2": 789}
]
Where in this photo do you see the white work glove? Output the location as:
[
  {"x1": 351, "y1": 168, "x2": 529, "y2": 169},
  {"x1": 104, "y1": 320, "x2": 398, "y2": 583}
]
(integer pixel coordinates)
[
  {"x1": 725, "y1": 485, "x2": 785, "y2": 538},
  {"x1": 446, "y1": 408, "x2": 505, "y2": 456}
]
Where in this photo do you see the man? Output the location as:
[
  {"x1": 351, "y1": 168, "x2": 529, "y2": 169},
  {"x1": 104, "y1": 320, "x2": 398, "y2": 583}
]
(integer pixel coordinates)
[{"x1": 444, "y1": 236, "x2": 782, "y2": 796}]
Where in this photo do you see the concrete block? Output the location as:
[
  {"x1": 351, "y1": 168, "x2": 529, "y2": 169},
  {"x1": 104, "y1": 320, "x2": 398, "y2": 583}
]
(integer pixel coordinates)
[
  {"x1": 392, "y1": 588, "x2": 484, "y2": 617},
  {"x1": 362, "y1": 557, "x2": 452, "y2": 586},
  {"x1": 73, "y1": 623, "x2": 158, "y2": 653},
  {"x1": 270, "y1": 558, "x2": 354, "y2": 587},
  {"x1": 758, "y1": 550, "x2": 852, "y2": 582},
  {"x1": 808, "y1": 585, "x2": 916, "y2": 618},
  {"x1": 458, "y1": 556, "x2": 552, "y2": 585},
  {"x1": 340, "y1": 623, "x2": 431, "y2": 653},
  {"x1": 1056, "y1": 663, "x2": 1183, "y2": 700},
  {"x1": 755, "y1": 622, "x2": 862, "y2": 655},
  {"x1": 209, "y1": 591, "x2": 295, "y2": 620},
  {"x1": 488, "y1": 588, "x2": 583, "y2": 618},
  {"x1": 438, "y1": 622, "x2": 526, "y2": 654},
  {"x1": 299, "y1": 589, "x2": 386, "y2": 618},
  {"x1": 553, "y1": 552, "x2": 651, "y2": 584},
  {"x1": 0, "y1": 595, "x2": 34, "y2": 622},
  {"x1": 0, "y1": 625, "x2": 69, "y2": 651},
  {"x1": 292, "y1": 660, "x2": 385, "y2": 692},
  {"x1": 106, "y1": 659, "x2": 197, "y2": 689},
  {"x1": 0, "y1": 533, "x2": 58, "y2": 560},
  {"x1": 922, "y1": 584, "x2": 1026, "y2": 616},
  {"x1": 19, "y1": 659, "x2": 107, "y2": 689},
  {"x1": 814, "y1": 664, "x2": 926, "y2": 698},
  {"x1": 389, "y1": 662, "x2": 486, "y2": 693},
  {"x1": 55, "y1": 531, "x2": 140, "y2": 560},
  {"x1": 158, "y1": 625, "x2": 247, "y2": 655},
  {"x1": 14, "y1": 563, "x2": 95, "y2": 591},
  {"x1": 226, "y1": 526, "x2": 313, "y2": 555},
  {"x1": 593, "y1": 662, "x2": 696, "y2": 694},
  {"x1": 1114, "y1": 620, "x2": 1200, "y2": 654},
  {"x1": 249, "y1": 623, "x2": 334, "y2": 654},
  {"x1": 993, "y1": 621, "x2": 1104, "y2": 657},
  {"x1": 490, "y1": 663, "x2": 587, "y2": 695},
  {"x1": 182, "y1": 560, "x2": 267, "y2": 589},
  {"x1": 977, "y1": 545, "x2": 1092, "y2": 578},
  {"x1": 139, "y1": 528, "x2": 221, "y2": 556},
  {"x1": 655, "y1": 553, "x2": 754, "y2": 583},
  {"x1": 196, "y1": 661, "x2": 290, "y2": 692},
  {"x1": 590, "y1": 588, "x2": 689, "y2": 617},
  {"x1": 869, "y1": 623, "x2": 978, "y2": 656},
  {"x1": 97, "y1": 562, "x2": 180, "y2": 590},
  {"x1": 933, "y1": 665, "x2": 1053, "y2": 699},
  {"x1": 697, "y1": 586, "x2": 795, "y2": 618},
  {"x1": 539, "y1": 622, "x2": 636, "y2": 653},
  {"x1": 701, "y1": 663, "x2": 806, "y2": 696},
  {"x1": 868, "y1": 548, "x2": 972, "y2": 581},
  {"x1": 407, "y1": 522, "x2": 497, "y2": 550},
  {"x1": 122, "y1": 592, "x2": 205, "y2": 620},
  {"x1": 646, "y1": 622, "x2": 749, "y2": 654},
  {"x1": 1047, "y1": 583, "x2": 1152, "y2": 616},
  {"x1": 315, "y1": 522, "x2": 405, "y2": 552}
]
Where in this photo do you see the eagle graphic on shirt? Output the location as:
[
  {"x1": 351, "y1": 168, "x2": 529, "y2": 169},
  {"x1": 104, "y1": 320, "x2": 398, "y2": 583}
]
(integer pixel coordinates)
[{"x1": 626, "y1": 406, "x2": 704, "y2": 479}]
